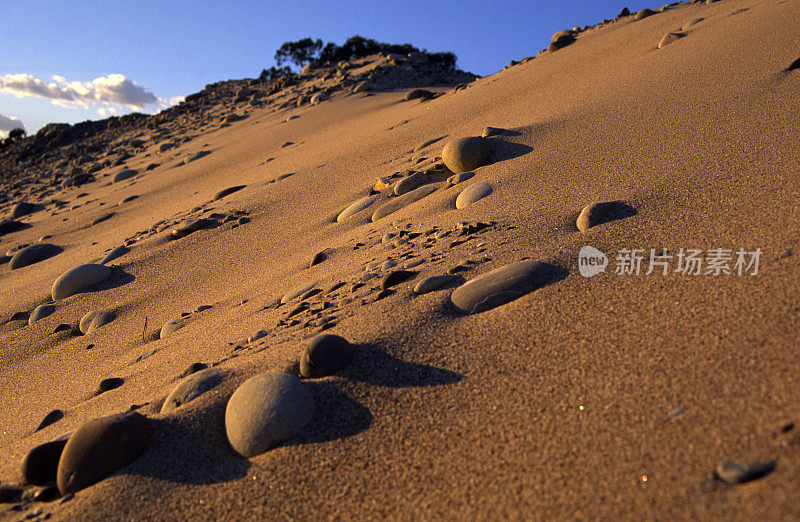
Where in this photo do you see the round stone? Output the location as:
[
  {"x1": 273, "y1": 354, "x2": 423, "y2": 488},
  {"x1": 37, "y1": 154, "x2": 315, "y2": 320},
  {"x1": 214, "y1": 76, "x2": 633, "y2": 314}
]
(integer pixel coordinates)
[
  {"x1": 99, "y1": 245, "x2": 129, "y2": 265},
  {"x1": 381, "y1": 270, "x2": 416, "y2": 289},
  {"x1": 310, "y1": 92, "x2": 328, "y2": 105},
  {"x1": 95, "y1": 377, "x2": 124, "y2": 395},
  {"x1": 56, "y1": 411, "x2": 150, "y2": 494},
  {"x1": 442, "y1": 137, "x2": 493, "y2": 174},
  {"x1": 658, "y1": 32, "x2": 684, "y2": 49},
  {"x1": 22, "y1": 439, "x2": 68, "y2": 486},
  {"x1": 576, "y1": 201, "x2": 636, "y2": 232},
  {"x1": 225, "y1": 372, "x2": 315, "y2": 457},
  {"x1": 161, "y1": 368, "x2": 222, "y2": 413},
  {"x1": 404, "y1": 89, "x2": 434, "y2": 101},
  {"x1": 29, "y1": 304, "x2": 56, "y2": 324},
  {"x1": 337, "y1": 196, "x2": 375, "y2": 222},
  {"x1": 79, "y1": 310, "x2": 116, "y2": 334},
  {"x1": 10, "y1": 202, "x2": 43, "y2": 219},
  {"x1": 160, "y1": 317, "x2": 186, "y2": 339},
  {"x1": 51, "y1": 264, "x2": 112, "y2": 301},
  {"x1": 635, "y1": 8, "x2": 656, "y2": 20},
  {"x1": 300, "y1": 334, "x2": 356, "y2": 378},
  {"x1": 9, "y1": 243, "x2": 63, "y2": 270},
  {"x1": 112, "y1": 169, "x2": 137, "y2": 183},
  {"x1": 413, "y1": 274, "x2": 460, "y2": 294},
  {"x1": 450, "y1": 261, "x2": 563, "y2": 315},
  {"x1": 455, "y1": 182, "x2": 493, "y2": 209}
]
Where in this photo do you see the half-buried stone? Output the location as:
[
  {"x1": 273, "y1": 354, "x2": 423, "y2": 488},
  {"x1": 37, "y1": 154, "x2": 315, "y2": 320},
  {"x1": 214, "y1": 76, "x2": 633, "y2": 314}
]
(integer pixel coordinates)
[
  {"x1": 161, "y1": 368, "x2": 222, "y2": 413},
  {"x1": 371, "y1": 184, "x2": 440, "y2": 222},
  {"x1": 212, "y1": 185, "x2": 246, "y2": 202},
  {"x1": 576, "y1": 201, "x2": 637, "y2": 232},
  {"x1": 548, "y1": 30, "x2": 576, "y2": 52},
  {"x1": 337, "y1": 196, "x2": 375, "y2": 222},
  {"x1": 99, "y1": 245, "x2": 129, "y2": 265},
  {"x1": 442, "y1": 137, "x2": 494, "y2": 174},
  {"x1": 658, "y1": 32, "x2": 684, "y2": 49},
  {"x1": 9, "y1": 243, "x2": 63, "y2": 270},
  {"x1": 171, "y1": 218, "x2": 213, "y2": 239},
  {"x1": 451, "y1": 260, "x2": 564, "y2": 315},
  {"x1": 112, "y1": 169, "x2": 137, "y2": 183},
  {"x1": 414, "y1": 274, "x2": 460, "y2": 294},
  {"x1": 394, "y1": 171, "x2": 428, "y2": 196},
  {"x1": 225, "y1": 372, "x2": 315, "y2": 458},
  {"x1": 22, "y1": 439, "x2": 68, "y2": 486},
  {"x1": 29, "y1": 304, "x2": 56, "y2": 324},
  {"x1": 281, "y1": 280, "x2": 318, "y2": 304},
  {"x1": 300, "y1": 334, "x2": 356, "y2": 378},
  {"x1": 79, "y1": 310, "x2": 116, "y2": 334},
  {"x1": 455, "y1": 182, "x2": 493, "y2": 210},
  {"x1": 634, "y1": 8, "x2": 656, "y2": 20},
  {"x1": 52, "y1": 264, "x2": 112, "y2": 301},
  {"x1": 160, "y1": 317, "x2": 187, "y2": 339},
  {"x1": 10, "y1": 201, "x2": 44, "y2": 219},
  {"x1": 57, "y1": 411, "x2": 150, "y2": 494}
]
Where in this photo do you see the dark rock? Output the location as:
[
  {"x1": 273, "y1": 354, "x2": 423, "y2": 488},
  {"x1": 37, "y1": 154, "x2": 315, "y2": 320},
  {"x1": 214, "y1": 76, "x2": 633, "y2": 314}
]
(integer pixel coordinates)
[
  {"x1": 300, "y1": 334, "x2": 356, "y2": 378},
  {"x1": 10, "y1": 202, "x2": 44, "y2": 219},
  {"x1": 161, "y1": 368, "x2": 222, "y2": 413},
  {"x1": 381, "y1": 270, "x2": 416, "y2": 289},
  {"x1": 634, "y1": 8, "x2": 656, "y2": 20},
  {"x1": 715, "y1": 460, "x2": 776, "y2": 485},
  {"x1": 0, "y1": 219, "x2": 28, "y2": 236},
  {"x1": 22, "y1": 439, "x2": 68, "y2": 485},
  {"x1": 180, "y1": 362, "x2": 207, "y2": 378},
  {"x1": 404, "y1": 89, "x2": 434, "y2": 101},
  {"x1": 212, "y1": 185, "x2": 246, "y2": 201},
  {"x1": 9, "y1": 243, "x2": 63, "y2": 270},
  {"x1": 310, "y1": 251, "x2": 327, "y2": 267},
  {"x1": 618, "y1": 7, "x2": 630, "y2": 17},
  {"x1": 35, "y1": 409, "x2": 64, "y2": 432},
  {"x1": 95, "y1": 377, "x2": 124, "y2": 395},
  {"x1": 57, "y1": 411, "x2": 150, "y2": 494}
]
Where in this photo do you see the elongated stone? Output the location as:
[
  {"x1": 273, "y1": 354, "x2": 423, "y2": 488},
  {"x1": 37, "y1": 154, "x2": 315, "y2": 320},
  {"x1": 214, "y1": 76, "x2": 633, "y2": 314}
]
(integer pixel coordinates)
[
  {"x1": 450, "y1": 261, "x2": 564, "y2": 314},
  {"x1": 52, "y1": 264, "x2": 112, "y2": 301},
  {"x1": 337, "y1": 196, "x2": 375, "y2": 222},
  {"x1": 56, "y1": 411, "x2": 150, "y2": 494}
]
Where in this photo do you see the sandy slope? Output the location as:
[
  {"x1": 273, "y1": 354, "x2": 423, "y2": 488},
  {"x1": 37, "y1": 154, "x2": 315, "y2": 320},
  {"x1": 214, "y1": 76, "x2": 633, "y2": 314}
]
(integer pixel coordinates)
[{"x1": 2, "y1": 0, "x2": 800, "y2": 519}]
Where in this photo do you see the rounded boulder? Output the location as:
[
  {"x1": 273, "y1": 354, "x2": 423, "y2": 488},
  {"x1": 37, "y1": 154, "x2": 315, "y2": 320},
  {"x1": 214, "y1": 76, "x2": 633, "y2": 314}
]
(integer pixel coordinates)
[
  {"x1": 51, "y1": 264, "x2": 112, "y2": 301},
  {"x1": 300, "y1": 334, "x2": 356, "y2": 378},
  {"x1": 161, "y1": 368, "x2": 222, "y2": 413},
  {"x1": 225, "y1": 372, "x2": 315, "y2": 458},
  {"x1": 56, "y1": 411, "x2": 150, "y2": 494},
  {"x1": 442, "y1": 137, "x2": 493, "y2": 174}
]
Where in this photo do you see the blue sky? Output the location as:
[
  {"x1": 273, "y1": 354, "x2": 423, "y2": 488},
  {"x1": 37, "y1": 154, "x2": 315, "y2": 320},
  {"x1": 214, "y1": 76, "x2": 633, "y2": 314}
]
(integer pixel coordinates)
[{"x1": 0, "y1": 0, "x2": 658, "y2": 136}]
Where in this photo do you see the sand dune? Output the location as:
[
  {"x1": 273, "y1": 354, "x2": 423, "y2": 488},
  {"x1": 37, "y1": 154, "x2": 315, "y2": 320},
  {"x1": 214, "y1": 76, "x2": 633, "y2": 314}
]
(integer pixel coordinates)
[{"x1": 1, "y1": 0, "x2": 800, "y2": 519}]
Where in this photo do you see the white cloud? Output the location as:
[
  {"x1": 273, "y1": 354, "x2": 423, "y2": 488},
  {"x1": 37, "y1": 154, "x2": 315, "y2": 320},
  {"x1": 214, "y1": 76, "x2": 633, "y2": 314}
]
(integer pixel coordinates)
[
  {"x1": 0, "y1": 112, "x2": 26, "y2": 138},
  {"x1": 0, "y1": 73, "x2": 159, "y2": 111}
]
